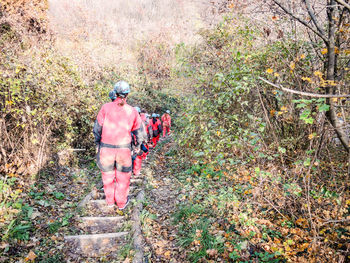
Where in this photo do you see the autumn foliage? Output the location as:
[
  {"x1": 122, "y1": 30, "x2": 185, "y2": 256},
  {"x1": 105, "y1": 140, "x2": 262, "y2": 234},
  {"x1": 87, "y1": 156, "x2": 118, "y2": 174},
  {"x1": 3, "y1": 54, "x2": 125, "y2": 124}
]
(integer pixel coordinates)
[{"x1": 170, "y1": 3, "x2": 350, "y2": 261}]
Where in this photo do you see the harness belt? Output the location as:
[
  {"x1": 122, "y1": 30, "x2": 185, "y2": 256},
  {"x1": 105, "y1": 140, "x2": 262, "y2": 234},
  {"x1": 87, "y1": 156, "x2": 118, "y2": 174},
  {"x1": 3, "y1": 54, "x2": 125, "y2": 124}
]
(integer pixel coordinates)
[{"x1": 100, "y1": 142, "x2": 131, "y2": 149}]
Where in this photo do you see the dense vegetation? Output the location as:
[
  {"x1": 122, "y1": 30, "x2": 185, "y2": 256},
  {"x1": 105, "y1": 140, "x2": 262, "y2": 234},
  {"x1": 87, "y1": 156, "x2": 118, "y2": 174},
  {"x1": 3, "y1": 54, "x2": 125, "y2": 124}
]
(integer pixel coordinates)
[
  {"x1": 169, "y1": 4, "x2": 350, "y2": 262},
  {"x1": 0, "y1": 0, "x2": 349, "y2": 262}
]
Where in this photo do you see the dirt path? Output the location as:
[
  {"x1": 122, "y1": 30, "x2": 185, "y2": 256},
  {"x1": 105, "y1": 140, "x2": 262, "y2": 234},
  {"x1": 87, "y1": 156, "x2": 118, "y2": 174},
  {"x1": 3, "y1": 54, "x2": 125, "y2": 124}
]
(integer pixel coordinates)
[{"x1": 142, "y1": 137, "x2": 186, "y2": 262}]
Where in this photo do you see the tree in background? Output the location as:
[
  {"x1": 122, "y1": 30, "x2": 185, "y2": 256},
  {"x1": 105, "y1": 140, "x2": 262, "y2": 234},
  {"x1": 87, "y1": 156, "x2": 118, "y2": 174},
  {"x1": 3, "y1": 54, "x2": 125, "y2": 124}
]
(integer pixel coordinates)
[{"x1": 269, "y1": 0, "x2": 350, "y2": 152}]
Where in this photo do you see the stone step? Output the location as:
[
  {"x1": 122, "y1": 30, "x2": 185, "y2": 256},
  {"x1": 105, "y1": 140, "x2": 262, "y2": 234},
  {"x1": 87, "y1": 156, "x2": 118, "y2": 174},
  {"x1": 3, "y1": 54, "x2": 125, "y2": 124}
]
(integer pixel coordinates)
[
  {"x1": 64, "y1": 232, "x2": 128, "y2": 258},
  {"x1": 98, "y1": 185, "x2": 136, "y2": 193},
  {"x1": 130, "y1": 178, "x2": 143, "y2": 184},
  {"x1": 86, "y1": 200, "x2": 117, "y2": 216},
  {"x1": 86, "y1": 197, "x2": 137, "y2": 216},
  {"x1": 78, "y1": 216, "x2": 124, "y2": 234},
  {"x1": 95, "y1": 186, "x2": 139, "y2": 200}
]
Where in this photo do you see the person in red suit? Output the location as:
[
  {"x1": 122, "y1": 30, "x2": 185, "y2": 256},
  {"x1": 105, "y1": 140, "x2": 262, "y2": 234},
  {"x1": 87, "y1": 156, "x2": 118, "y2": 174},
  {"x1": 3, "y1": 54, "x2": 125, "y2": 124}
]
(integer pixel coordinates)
[
  {"x1": 150, "y1": 113, "x2": 162, "y2": 148},
  {"x1": 93, "y1": 81, "x2": 142, "y2": 210},
  {"x1": 161, "y1": 110, "x2": 171, "y2": 137}
]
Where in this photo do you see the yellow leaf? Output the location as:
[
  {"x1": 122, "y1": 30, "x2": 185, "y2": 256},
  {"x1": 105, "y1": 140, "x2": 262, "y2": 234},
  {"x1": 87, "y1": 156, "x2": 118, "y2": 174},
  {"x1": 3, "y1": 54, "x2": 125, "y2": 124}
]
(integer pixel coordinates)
[
  {"x1": 274, "y1": 72, "x2": 280, "y2": 77},
  {"x1": 334, "y1": 47, "x2": 340, "y2": 54},
  {"x1": 284, "y1": 244, "x2": 291, "y2": 252},
  {"x1": 163, "y1": 251, "x2": 171, "y2": 259},
  {"x1": 296, "y1": 217, "x2": 308, "y2": 227},
  {"x1": 25, "y1": 251, "x2": 37, "y2": 261},
  {"x1": 300, "y1": 54, "x2": 306, "y2": 59},
  {"x1": 314, "y1": 71, "x2": 323, "y2": 78},
  {"x1": 31, "y1": 138, "x2": 39, "y2": 145},
  {"x1": 281, "y1": 106, "x2": 287, "y2": 111},
  {"x1": 346, "y1": 200, "x2": 350, "y2": 205},
  {"x1": 301, "y1": 77, "x2": 313, "y2": 83},
  {"x1": 290, "y1": 62, "x2": 296, "y2": 70},
  {"x1": 299, "y1": 243, "x2": 309, "y2": 251},
  {"x1": 327, "y1": 80, "x2": 337, "y2": 86},
  {"x1": 331, "y1": 98, "x2": 338, "y2": 103},
  {"x1": 308, "y1": 133, "x2": 315, "y2": 140},
  {"x1": 217, "y1": 130, "x2": 221, "y2": 136},
  {"x1": 266, "y1": 68, "x2": 274, "y2": 74},
  {"x1": 271, "y1": 246, "x2": 279, "y2": 252},
  {"x1": 321, "y1": 48, "x2": 328, "y2": 55}
]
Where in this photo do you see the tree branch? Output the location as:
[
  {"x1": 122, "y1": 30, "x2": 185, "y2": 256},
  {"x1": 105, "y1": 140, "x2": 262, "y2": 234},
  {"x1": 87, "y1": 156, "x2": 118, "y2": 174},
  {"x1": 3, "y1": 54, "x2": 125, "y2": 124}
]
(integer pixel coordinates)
[
  {"x1": 258, "y1": 77, "x2": 350, "y2": 98},
  {"x1": 303, "y1": 0, "x2": 326, "y2": 36},
  {"x1": 335, "y1": 0, "x2": 350, "y2": 11},
  {"x1": 321, "y1": 218, "x2": 350, "y2": 225},
  {"x1": 272, "y1": 0, "x2": 328, "y2": 44}
]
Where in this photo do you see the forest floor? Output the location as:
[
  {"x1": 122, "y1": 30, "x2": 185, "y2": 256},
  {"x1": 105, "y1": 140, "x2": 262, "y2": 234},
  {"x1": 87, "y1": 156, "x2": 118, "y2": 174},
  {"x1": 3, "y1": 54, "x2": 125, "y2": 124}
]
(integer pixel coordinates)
[
  {"x1": 0, "y1": 137, "x2": 181, "y2": 262},
  {"x1": 2, "y1": 135, "x2": 349, "y2": 263},
  {"x1": 0, "y1": 159, "x2": 102, "y2": 262},
  {"x1": 142, "y1": 137, "x2": 186, "y2": 262}
]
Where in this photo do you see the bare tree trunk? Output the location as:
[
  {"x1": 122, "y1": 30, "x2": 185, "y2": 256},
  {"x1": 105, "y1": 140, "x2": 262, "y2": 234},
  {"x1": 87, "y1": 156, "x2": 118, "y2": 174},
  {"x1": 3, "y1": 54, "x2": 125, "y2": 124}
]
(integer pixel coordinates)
[{"x1": 325, "y1": 0, "x2": 350, "y2": 152}]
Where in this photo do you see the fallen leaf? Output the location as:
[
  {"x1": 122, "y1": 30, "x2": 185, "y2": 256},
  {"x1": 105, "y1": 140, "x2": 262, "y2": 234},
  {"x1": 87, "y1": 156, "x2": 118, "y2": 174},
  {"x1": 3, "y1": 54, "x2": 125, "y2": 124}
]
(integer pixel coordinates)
[
  {"x1": 164, "y1": 251, "x2": 171, "y2": 259},
  {"x1": 25, "y1": 250, "x2": 37, "y2": 261},
  {"x1": 0, "y1": 242, "x2": 8, "y2": 249},
  {"x1": 206, "y1": 248, "x2": 218, "y2": 257},
  {"x1": 290, "y1": 62, "x2": 295, "y2": 71}
]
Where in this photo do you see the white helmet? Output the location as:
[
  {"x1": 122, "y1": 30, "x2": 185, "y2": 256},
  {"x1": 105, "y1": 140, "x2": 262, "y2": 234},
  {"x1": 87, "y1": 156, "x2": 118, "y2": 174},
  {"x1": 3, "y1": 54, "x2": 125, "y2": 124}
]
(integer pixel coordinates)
[
  {"x1": 113, "y1": 81, "x2": 130, "y2": 97},
  {"x1": 134, "y1": 106, "x2": 141, "y2": 113}
]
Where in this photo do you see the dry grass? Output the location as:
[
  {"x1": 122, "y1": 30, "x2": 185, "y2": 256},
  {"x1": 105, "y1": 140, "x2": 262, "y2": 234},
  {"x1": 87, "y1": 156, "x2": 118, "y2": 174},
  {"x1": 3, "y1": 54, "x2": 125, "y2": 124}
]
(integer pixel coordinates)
[{"x1": 47, "y1": 0, "x2": 233, "y2": 73}]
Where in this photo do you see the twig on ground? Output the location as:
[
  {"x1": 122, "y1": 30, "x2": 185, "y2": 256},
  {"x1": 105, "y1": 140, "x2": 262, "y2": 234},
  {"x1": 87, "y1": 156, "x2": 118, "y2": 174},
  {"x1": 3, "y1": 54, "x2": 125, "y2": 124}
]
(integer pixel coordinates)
[{"x1": 262, "y1": 196, "x2": 288, "y2": 220}]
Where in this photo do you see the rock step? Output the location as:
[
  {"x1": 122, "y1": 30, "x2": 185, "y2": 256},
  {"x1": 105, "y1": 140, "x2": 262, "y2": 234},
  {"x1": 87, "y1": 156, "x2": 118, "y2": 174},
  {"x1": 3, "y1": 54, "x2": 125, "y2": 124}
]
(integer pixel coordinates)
[
  {"x1": 95, "y1": 186, "x2": 140, "y2": 200},
  {"x1": 64, "y1": 232, "x2": 128, "y2": 258},
  {"x1": 78, "y1": 216, "x2": 124, "y2": 234},
  {"x1": 98, "y1": 185, "x2": 136, "y2": 193},
  {"x1": 86, "y1": 199, "x2": 136, "y2": 216},
  {"x1": 131, "y1": 178, "x2": 143, "y2": 185},
  {"x1": 95, "y1": 185, "x2": 138, "y2": 200},
  {"x1": 86, "y1": 200, "x2": 117, "y2": 216}
]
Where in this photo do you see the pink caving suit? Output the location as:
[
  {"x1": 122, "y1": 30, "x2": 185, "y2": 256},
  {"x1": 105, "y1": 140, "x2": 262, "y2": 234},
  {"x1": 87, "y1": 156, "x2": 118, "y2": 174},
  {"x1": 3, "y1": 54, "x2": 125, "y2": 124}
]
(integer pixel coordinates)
[
  {"x1": 132, "y1": 116, "x2": 148, "y2": 177},
  {"x1": 93, "y1": 97, "x2": 142, "y2": 208},
  {"x1": 161, "y1": 113, "x2": 171, "y2": 137},
  {"x1": 150, "y1": 117, "x2": 162, "y2": 147}
]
